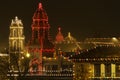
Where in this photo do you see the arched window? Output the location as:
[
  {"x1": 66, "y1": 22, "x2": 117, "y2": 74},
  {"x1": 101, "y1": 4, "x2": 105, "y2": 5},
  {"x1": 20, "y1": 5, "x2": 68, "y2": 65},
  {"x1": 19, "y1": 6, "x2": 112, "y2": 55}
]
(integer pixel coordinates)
[
  {"x1": 13, "y1": 29, "x2": 17, "y2": 37},
  {"x1": 19, "y1": 41, "x2": 23, "y2": 50},
  {"x1": 14, "y1": 40, "x2": 17, "y2": 50}
]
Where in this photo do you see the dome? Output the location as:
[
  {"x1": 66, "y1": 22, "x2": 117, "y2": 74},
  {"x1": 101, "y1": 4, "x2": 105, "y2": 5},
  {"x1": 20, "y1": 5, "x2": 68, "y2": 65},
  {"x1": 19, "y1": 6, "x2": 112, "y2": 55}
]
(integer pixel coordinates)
[{"x1": 55, "y1": 27, "x2": 64, "y2": 43}]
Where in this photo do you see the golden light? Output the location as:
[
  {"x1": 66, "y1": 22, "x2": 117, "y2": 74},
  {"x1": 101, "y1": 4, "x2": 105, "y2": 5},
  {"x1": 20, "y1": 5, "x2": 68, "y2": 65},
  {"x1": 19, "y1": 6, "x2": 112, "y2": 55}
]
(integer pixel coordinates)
[
  {"x1": 26, "y1": 53, "x2": 30, "y2": 58},
  {"x1": 48, "y1": 58, "x2": 52, "y2": 60},
  {"x1": 112, "y1": 37, "x2": 118, "y2": 42},
  {"x1": 43, "y1": 57, "x2": 46, "y2": 59},
  {"x1": 21, "y1": 56, "x2": 24, "y2": 59},
  {"x1": 64, "y1": 57, "x2": 66, "y2": 59}
]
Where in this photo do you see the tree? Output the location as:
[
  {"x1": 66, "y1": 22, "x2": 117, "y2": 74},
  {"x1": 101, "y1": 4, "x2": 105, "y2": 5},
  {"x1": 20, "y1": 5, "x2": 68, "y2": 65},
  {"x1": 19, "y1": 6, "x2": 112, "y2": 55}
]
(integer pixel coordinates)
[{"x1": 0, "y1": 56, "x2": 9, "y2": 80}]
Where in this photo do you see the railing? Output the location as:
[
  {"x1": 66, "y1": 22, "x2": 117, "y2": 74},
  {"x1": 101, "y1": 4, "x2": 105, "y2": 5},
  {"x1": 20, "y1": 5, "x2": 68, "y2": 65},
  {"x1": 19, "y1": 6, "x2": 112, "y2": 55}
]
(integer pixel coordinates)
[
  {"x1": 7, "y1": 70, "x2": 73, "y2": 77},
  {"x1": 89, "y1": 73, "x2": 120, "y2": 79}
]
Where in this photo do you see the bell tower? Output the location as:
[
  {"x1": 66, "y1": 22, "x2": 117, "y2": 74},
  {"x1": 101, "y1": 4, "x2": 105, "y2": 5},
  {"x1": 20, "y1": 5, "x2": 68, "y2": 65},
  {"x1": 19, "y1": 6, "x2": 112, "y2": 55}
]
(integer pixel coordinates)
[
  {"x1": 32, "y1": 3, "x2": 50, "y2": 42},
  {"x1": 29, "y1": 3, "x2": 54, "y2": 54},
  {"x1": 9, "y1": 16, "x2": 25, "y2": 70},
  {"x1": 28, "y1": 3, "x2": 54, "y2": 74},
  {"x1": 9, "y1": 16, "x2": 25, "y2": 52}
]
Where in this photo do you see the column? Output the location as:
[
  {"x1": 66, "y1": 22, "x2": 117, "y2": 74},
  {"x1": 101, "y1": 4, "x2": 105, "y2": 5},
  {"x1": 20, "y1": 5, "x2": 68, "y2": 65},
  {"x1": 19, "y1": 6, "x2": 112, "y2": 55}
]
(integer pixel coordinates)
[
  {"x1": 89, "y1": 64, "x2": 94, "y2": 77},
  {"x1": 92, "y1": 64, "x2": 94, "y2": 77},
  {"x1": 101, "y1": 63, "x2": 105, "y2": 77},
  {"x1": 111, "y1": 64, "x2": 116, "y2": 77},
  {"x1": 43, "y1": 65, "x2": 45, "y2": 73}
]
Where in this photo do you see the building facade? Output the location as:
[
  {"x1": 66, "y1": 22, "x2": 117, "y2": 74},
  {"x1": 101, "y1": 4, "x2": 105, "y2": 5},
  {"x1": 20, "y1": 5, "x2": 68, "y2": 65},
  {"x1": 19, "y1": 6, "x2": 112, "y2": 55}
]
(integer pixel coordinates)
[
  {"x1": 26, "y1": 3, "x2": 73, "y2": 78},
  {"x1": 6, "y1": 2, "x2": 120, "y2": 80},
  {"x1": 9, "y1": 16, "x2": 25, "y2": 71},
  {"x1": 70, "y1": 45, "x2": 120, "y2": 80}
]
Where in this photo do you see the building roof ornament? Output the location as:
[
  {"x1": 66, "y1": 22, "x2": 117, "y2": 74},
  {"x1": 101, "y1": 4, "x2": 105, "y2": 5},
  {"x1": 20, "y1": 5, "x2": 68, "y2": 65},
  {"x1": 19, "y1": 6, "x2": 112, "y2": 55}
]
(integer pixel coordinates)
[
  {"x1": 15, "y1": 16, "x2": 18, "y2": 21},
  {"x1": 39, "y1": 3, "x2": 42, "y2": 9},
  {"x1": 68, "y1": 32, "x2": 71, "y2": 38},
  {"x1": 64, "y1": 32, "x2": 76, "y2": 42},
  {"x1": 11, "y1": 16, "x2": 23, "y2": 27}
]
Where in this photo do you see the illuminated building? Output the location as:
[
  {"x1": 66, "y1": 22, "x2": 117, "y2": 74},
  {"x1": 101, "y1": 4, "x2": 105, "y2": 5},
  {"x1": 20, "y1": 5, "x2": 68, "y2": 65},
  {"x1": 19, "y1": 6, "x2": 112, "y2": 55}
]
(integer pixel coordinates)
[
  {"x1": 7, "y1": 3, "x2": 120, "y2": 80},
  {"x1": 5, "y1": 2, "x2": 120, "y2": 80},
  {"x1": 26, "y1": 3, "x2": 73, "y2": 78},
  {"x1": 85, "y1": 37, "x2": 119, "y2": 45},
  {"x1": 27, "y1": 3, "x2": 55, "y2": 74},
  {"x1": 28, "y1": 3, "x2": 54, "y2": 56},
  {"x1": 70, "y1": 45, "x2": 120, "y2": 80},
  {"x1": 3, "y1": 1, "x2": 120, "y2": 80},
  {"x1": 9, "y1": 16, "x2": 25, "y2": 71},
  {"x1": 55, "y1": 31, "x2": 81, "y2": 53}
]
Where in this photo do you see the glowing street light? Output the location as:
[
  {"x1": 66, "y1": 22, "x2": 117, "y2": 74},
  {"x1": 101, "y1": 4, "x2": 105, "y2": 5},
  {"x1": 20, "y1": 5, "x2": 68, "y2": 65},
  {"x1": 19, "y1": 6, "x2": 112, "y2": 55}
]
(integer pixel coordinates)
[
  {"x1": 112, "y1": 37, "x2": 118, "y2": 42},
  {"x1": 26, "y1": 53, "x2": 30, "y2": 58}
]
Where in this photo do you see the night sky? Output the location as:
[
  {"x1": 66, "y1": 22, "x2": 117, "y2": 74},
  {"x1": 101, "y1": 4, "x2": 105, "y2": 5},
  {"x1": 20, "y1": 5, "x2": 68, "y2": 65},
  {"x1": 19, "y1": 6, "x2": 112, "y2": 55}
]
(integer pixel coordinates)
[{"x1": 0, "y1": 0, "x2": 120, "y2": 49}]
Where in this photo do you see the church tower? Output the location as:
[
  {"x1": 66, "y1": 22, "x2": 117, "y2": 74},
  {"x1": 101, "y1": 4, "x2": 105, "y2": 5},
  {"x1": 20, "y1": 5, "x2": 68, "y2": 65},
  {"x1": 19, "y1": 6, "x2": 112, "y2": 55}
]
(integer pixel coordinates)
[
  {"x1": 28, "y1": 3, "x2": 54, "y2": 74},
  {"x1": 31, "y1": 3, "x2": 50, "y2": 42},
  {"x1": 9, "y1": 16, "x2": 25, "y2": 70},
  {"x1": 29, "y1": 3, "x2": 54, "y2": 53}
]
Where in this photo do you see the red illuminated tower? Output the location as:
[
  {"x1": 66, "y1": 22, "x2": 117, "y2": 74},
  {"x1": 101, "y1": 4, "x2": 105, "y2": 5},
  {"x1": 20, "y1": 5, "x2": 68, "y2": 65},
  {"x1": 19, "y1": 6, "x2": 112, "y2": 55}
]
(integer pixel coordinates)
[
  {"x1": 28, "y1": 3, "x2": 54, "y2": 74},
  {"x1": 32, "y1": 3, "x2": 49, "y2": 42}
]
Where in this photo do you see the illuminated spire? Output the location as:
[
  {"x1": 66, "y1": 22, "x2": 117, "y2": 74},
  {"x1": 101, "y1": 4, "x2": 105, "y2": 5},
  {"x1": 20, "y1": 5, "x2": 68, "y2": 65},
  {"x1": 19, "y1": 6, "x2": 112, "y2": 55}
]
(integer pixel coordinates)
[
  {"x1": 68, "y1": 32, "x2": 71, "y2": 38},
  {"x1": 39, "y1": 3, "x2": 42, "y2": 9},
  {"x1": 58, "y1": 27, "x2": 61, "y2": 32},
  {"x1": 28, "y1": 2, "x2": 55, "y2": 75},
  {"x1": 32, "y1": 2, "x2": 49, "y2": 39},
  {"x1": 15, "y1": 16, "x2": 18, "y2": 21},
  {"x1": 64, "y1": 32, "x2": 76, "y2": 42}
]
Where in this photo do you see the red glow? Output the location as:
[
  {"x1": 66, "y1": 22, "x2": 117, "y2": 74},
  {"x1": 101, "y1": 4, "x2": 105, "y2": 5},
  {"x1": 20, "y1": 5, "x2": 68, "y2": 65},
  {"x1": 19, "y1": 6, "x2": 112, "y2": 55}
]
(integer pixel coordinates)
[
  {"x1": 39, "y1": 3, "x2": 42, "y2": 9},
  {"x1": 27, "y1": 3, "x2": 55, "y2": 74},
  {"x1": 58, "y1": 27, "x2": 61, "y2": 31},
  {"x1": 56, "y1": 27, "x2": 64, "y2": 42}
]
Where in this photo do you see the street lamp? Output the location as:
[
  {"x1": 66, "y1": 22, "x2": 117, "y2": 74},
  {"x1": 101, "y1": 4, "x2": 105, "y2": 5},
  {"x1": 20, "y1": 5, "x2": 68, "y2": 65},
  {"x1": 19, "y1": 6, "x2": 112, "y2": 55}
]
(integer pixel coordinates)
[
  {"x1": 112, "y1": 37, "x2": 118, "y2": 43},
  {"x1": 26, "y1": 53, "x2": 30, "y2": 58},
  {"x1": 112, "y1": 37, "x2": 117, "y2": 41}
]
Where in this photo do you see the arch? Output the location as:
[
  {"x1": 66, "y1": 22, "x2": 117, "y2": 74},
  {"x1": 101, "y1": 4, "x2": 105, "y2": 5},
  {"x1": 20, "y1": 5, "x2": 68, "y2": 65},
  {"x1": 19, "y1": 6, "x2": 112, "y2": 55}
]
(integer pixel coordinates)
[{"x1": 13, "y1": 40, "x2": 17, "y2": 50}]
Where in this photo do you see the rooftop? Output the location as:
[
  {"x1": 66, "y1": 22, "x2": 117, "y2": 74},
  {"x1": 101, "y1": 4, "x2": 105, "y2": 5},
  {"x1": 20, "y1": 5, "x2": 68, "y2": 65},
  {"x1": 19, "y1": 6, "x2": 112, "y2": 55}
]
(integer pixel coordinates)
[{"x1": 70, "y1": 45, "x2": 120, "y2": 59}]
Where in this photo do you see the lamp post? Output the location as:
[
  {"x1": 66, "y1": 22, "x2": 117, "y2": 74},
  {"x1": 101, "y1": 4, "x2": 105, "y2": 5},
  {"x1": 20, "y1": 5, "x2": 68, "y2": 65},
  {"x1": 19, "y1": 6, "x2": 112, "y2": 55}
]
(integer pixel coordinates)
[
  {"x1": 26, "y1": 53, "x2": 30, "y2": 58},
  {"x1": 112, "y1": 37, "x2": 119, "y2": 45}
]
